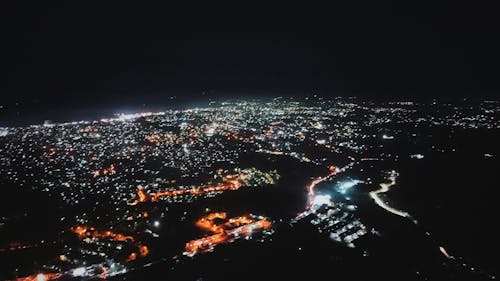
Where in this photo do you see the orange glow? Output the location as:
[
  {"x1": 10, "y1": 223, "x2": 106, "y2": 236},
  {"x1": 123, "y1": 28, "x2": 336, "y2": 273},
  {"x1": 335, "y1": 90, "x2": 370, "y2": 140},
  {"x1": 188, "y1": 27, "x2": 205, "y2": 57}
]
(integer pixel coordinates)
[
  {"x1": 71, "y1": 225, "x2": 149, "y2": 262},
  {"x1": 328, "y1": 165, "x2": 336, "y2": 171},
  {"x1": 184, "y1": 212, "x2": 272, "y2": 255},
  {"x1": 195, "y1": 212, "x2": 227, "y2": 233},
  {"x1": 139, "y1": 245, "x2": 149, "y2": 257},
  {"x1": 185, "y1": 233, "x2": 227, "y2": 253},
  {"x1": 91, "y1": 164, "x2": 116, "y2": 178},
  {"x1": 12, "y1": 273, "x2": 59, "y2": 281},
  {"x1": 128, "y1": 252, "x2": 137, "y2": 261},
  {"x1": 150, "y1": 189, "x2": 186, "y2": 201},
  {"x1": 137, "y1": 188, "x2": 148, "y2": 202},
  {"x1": 190, "y1": 187, "x2": 203, "y2": 195},
  {"x1": 145, "y1": 134, "x2": 162, "y2": 143},
  {"x1": 131, "y1": 172, "x2": 249, "y2": 203},
  {"x1": 142, "y1": 211, "x2": 149, "y2": 217},
  {"x1": 70, "y1": 226, "x2": 134, "y2": 242},
  {"x1": 72, "y1": 225, "x2": 91, "y2": 237},
  {"x1": 223, "y1": 215, "x2": 255, "y2": 228}
]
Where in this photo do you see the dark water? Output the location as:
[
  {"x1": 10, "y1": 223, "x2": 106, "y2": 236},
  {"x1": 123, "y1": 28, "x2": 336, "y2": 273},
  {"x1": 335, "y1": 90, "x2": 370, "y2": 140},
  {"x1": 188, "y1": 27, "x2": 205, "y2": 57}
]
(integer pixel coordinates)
[{"x1": 0, "y1": 96, "x2": 214, "y2": 127}]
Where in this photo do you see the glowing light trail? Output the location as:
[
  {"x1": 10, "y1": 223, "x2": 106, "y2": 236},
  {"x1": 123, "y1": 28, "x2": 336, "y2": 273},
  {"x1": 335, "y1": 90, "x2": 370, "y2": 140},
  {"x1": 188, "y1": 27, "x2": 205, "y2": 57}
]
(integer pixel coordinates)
[
  {"x1": 369, "y1": 171, "x2": 411, "y2": 218},
  {"x1": 128, "y1": 171, "x2": 268, "y2": 205},
  {"x1": 307, "y1": 166, "x2": 339, "y2": 206}
]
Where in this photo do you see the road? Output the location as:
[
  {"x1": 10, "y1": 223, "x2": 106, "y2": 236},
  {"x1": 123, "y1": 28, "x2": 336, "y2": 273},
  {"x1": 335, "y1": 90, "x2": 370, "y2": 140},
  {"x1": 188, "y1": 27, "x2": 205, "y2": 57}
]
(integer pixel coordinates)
[{"x1": 369, "y1": 170, "x2": 411, "y2": 218}]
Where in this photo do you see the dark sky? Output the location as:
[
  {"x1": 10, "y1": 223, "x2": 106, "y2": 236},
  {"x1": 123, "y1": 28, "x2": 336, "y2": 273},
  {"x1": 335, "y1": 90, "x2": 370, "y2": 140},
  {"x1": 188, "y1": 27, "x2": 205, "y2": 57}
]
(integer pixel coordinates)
[{"x1": 3, "y1": 2, "x2": 500, "y2": 107}]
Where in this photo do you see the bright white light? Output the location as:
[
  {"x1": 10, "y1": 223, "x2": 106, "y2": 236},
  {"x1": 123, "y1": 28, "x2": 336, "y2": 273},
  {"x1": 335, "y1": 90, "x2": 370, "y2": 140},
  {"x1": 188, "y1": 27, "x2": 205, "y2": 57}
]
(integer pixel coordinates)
[
  {"x1": 312, "y1": 194, "x2": 331, "y2": 207},
  {"x1": 316, "y1": 139, "x2": 326, "y2": 145},
  {"x1": 72, "y1": 267, "x2": 86, "y2": 277},
  {"x1": 154, "y1": 221, "x2": 160, "y2": 227},
  {"x1": 339, "y1": 180, "x2": 361, "y2": 189},
  {"x1": 313, "y1": 122, "x2": 323, "y2": 129},
  {"x1": 207, "y1": 122, "x2": 218, "y2": 134},
  {"x1": 205, "y1": 127, "x2": 215, "y2": 136},
  {"x1": 36, "y1": 274, "x2": 46, "y2": 281},
  {"x1": 382, "y1": 134, "x2": 394, "y2": 139},
  {"x1": 337, "y1": 180, "x2": 362, "y2": 194}
]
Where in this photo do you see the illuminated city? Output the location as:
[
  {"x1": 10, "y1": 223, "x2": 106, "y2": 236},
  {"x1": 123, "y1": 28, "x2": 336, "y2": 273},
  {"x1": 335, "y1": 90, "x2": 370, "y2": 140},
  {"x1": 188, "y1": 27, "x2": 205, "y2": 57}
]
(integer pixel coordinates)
[
  {"x1": 0, "y1": 97, "x2": 498, "y2": 280},
  {"x1": 3, "y1": 2, "x2": 500, "y2": 280}
]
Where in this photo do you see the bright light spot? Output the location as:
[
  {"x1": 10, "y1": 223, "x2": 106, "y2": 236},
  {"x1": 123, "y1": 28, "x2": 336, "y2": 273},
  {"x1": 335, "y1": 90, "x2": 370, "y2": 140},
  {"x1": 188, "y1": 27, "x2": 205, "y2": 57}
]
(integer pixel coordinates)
[
  {"x1": 439, "y1": 246, "x2": 452, "y2": 259},
  {"x1": 205, "y1": 127, "x2": 215, "y2": 137},
  {"x1": 410, "y1": 154, "x2": 424, "y2": 159},
  {"x1": 382, "y1": 134, "x2": 394, "y2": 139},
  {"x1": 36, "y1": 274, "x2": 46, "y2": 281},
  {"x1": 72, "y1": 267, "x2": 86, "y2": 277},
  {"x1": 312, "y1": 194, "x2": 331, "y2": 207},
  {"x1": 117, "y1": 114, "x2": 135, "y2": 121},
  {"x1": 313, "y1": 122, "x2": 323, "y2": 129},
  {"x1": 316, "y1": 139, "x2": 326, "y2": 145},
  {"x1": 154, "y1": 221, "x2": 160, "y2": 227},
  {"x1": 337, "y1": 180, "x2": 362, "y2": 194},
  {"x1": 339, "y1": 180, "x2": 361, "y2": 189}
]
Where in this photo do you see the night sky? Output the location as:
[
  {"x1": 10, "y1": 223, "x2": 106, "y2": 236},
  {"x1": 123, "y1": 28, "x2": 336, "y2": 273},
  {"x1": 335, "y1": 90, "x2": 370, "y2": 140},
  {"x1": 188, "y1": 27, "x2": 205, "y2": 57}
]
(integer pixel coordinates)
[{"x1": 3, "y1": 2, "x2": 500, "y2": 109}]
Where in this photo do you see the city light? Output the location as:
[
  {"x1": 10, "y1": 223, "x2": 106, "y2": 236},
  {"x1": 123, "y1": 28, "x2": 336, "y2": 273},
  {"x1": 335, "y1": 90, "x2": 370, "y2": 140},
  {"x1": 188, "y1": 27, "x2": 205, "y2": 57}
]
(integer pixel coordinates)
[
  {"x1": 337, "y1": 179, "x2": 363, "y2": 194},
  {"x1": 184, "y1": 212, "x2": 272, "y2": 256},
  {"x1": 71, "y1": 267, "x2": 86, "y2": 277},
  {"x1": 0, "y1": 97, "x2": 496, "y2": 280},
  {"x1": 312, "y1": 194, "x2": 332, "y2": 207}
]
